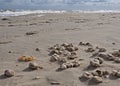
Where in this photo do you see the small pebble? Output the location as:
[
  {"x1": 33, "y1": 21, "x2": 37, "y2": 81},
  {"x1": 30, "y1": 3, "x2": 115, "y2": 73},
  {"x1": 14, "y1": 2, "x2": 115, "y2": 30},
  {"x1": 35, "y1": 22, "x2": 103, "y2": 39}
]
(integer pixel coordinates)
[
  {"x1": 112, "y1": 70, "x2": 118, "y2": 76},
  {"x1": 8, "y1": 51, "x2": 12, "y2": 53},
  {"x1": 26, "y1": 31, "x2": 38, "y2": 35},
  {"x1": 4, "y1": 69, "x2": 15, "y2": 77},
  {"x1": 33, "y1": 76, "x2": 40, "y2": 80},
  {"x1": 91, "y1": 76, "x2": 103, "y2": 83},
  {"x1": 35, "y1": 48, "x2": 40, "y2": 51},
  {"x1": 112, "y1": 43, "x2": 116, "y2": 45},
  {"x1": 114, "y1": 58, "x2": 120, "y2": 63},
  {"x1": 112, "y1": 50, "x2": 120, "y2": 57},
  {"x1": 86, "y1": 48, "x2": 95, "y2": 52},
  {"x1": 60, "y1": 64, "x2": 67, "y2": 70},
  {"x1": 81, "y1": 72, "x2": 93, "y2": 79},
  {"x1": 50, "y1": 54, "x2": 59, "y2": 62},
  {"x1": 90, "y1": 59, "x2": 101, "y2": 67},
  {"x1": 98, "y1": 48, "x2": 106, "y2": 52},
  {"x1": 29, "y1": 62, "x2": 39, "y2": 70}
]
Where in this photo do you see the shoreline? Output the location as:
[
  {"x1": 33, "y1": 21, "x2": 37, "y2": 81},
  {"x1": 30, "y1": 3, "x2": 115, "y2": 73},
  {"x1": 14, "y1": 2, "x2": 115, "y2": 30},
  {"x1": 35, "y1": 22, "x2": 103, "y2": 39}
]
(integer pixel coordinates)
[{"x1": 1, "y1": 10, "x2": 120, "y2": 17}]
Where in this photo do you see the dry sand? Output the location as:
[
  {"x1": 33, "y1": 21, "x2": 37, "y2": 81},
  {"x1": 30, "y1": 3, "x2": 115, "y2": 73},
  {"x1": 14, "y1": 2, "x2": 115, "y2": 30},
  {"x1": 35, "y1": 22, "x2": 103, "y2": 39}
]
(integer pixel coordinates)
[{"x1": 0, "y1": 13, "x2": 120, "y2": 86}]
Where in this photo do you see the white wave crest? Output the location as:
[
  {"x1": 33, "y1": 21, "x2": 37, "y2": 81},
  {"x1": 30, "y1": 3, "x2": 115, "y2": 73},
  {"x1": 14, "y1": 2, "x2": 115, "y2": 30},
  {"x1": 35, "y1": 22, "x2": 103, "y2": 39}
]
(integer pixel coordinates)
[
  {"x1": 1, "y1": 10, "x2": 120, "y2": 17},
  {"x1": 0, "y1": 10, "x2": 66, "y2": 16},
  {"x1": 72, "y1": 10, "x2": 120, "y2": 13}
]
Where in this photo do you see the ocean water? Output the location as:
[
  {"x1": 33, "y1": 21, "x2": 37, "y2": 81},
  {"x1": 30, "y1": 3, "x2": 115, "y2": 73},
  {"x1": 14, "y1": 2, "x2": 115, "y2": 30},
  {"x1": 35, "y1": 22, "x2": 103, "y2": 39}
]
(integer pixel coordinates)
[{"x1": 0, "y1": 0, "x2": 120, "y2": 16}]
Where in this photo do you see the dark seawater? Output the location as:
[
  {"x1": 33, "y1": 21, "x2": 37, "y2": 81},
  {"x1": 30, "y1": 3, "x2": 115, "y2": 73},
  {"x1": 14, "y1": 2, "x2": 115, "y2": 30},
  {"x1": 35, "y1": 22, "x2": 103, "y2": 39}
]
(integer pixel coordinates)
[{"x1": 0, "y1": 0, "x2": 120, "y2": 16}]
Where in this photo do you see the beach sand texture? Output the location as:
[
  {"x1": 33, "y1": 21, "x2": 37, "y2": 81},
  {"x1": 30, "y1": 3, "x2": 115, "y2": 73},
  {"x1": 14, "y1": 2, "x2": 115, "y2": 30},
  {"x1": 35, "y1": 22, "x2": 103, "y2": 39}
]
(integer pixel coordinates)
[{"x1": 0, "y1": 13, "x2": 120, "y2": 86}]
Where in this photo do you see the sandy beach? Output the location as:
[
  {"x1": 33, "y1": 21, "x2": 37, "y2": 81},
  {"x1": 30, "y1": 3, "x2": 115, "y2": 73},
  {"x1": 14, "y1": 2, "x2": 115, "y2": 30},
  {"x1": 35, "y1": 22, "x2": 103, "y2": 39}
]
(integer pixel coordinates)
[{"x1": 0, "y1": 13, "x2": 120, "y2": 86}]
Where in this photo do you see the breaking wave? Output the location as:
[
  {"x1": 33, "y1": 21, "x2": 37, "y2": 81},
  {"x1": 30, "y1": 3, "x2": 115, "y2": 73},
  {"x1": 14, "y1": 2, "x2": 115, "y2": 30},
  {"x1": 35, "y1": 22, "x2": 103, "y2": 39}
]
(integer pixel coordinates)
[
  {"x1": 0, "y1": 10, "x2": 66, "y2": 16},
  {"x1": 1, "y1": 10, "x2": 120, "y2": 17}
]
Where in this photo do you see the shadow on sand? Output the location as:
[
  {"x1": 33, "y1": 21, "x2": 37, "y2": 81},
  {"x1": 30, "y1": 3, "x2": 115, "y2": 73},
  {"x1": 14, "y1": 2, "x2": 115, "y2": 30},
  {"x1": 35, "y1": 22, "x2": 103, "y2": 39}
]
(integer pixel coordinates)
[{"x1": 0, "y1": 74, "x2": 10, "y2": 80}]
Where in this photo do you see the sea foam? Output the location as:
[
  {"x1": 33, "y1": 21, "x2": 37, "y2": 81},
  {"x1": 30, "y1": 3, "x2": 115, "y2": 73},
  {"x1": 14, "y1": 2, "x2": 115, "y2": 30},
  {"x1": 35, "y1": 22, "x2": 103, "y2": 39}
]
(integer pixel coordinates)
[
  {"x1": 73, "y1": 10, "x2": 120, "y2": 13},
  {"x1": 0, "y1": 10, "x2": 66, "y2": 17},
  {"x1": 1, "y1": 10, "x2": 120, "y2": 17}
]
